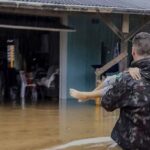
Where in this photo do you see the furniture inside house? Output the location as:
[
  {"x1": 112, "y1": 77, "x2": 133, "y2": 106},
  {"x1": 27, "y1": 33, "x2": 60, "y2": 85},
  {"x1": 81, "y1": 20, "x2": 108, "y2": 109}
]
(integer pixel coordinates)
[{"x1": 20, "y1": 71, "x2": 37, "y2": 103}]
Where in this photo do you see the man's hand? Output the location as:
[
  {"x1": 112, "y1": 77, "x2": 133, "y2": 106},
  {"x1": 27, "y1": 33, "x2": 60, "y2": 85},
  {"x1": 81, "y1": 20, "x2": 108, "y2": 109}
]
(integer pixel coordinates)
[{"x1": 128, "y1": 67, "x2": 141, "y2": 80}]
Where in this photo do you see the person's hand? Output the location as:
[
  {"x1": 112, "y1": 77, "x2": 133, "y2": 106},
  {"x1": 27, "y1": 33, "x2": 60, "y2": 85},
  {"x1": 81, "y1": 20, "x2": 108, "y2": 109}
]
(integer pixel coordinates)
[{"x1": 128, "y1": 67, "x2": 141, "y2": 80}]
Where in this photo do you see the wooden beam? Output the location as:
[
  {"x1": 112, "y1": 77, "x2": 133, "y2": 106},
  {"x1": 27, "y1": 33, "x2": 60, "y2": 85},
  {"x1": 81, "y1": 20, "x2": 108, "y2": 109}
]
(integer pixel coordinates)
[
  {"x1": 0, "y1": 24, "x2": 76, "y2": 32},
  {"x1": 96, "y1": 51, "x2": 128, "y2": 76},
  {"x1": 119, "y1": 40, "x2": 128, "y2": 71},
  {"x1": 125, "y1": 19, "x2": 150, "y2": 42},
  {"x1": 119, "y1": 14, "x2": 129, "y2": 71},
  {"x1": 99, "y1": 14, "x2": 124, "y2": 40}
]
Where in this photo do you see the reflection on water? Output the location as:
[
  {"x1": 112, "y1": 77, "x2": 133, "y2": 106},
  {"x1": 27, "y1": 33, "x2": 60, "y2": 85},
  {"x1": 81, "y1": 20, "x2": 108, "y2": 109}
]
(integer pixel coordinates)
[
  {"x1": 0, "y1": 99, "x2": 119, "y2": 150},
  {"x1": 45, "y1": 137, "x2": 116, "y2": 150}
]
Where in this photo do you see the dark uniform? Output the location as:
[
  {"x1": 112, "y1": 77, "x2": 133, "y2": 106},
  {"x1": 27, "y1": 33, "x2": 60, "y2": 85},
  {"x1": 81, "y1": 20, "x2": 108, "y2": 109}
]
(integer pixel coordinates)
[{"x1": 102, "y1": 57, "x2": 150, "y2": 150}]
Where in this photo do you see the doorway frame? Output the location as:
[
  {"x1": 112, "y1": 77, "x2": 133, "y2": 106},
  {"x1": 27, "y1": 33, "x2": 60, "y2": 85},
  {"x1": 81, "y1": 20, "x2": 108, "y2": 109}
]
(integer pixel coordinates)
[{"x1": 59, "y1": 15, "x2": 68, "y2": 101}]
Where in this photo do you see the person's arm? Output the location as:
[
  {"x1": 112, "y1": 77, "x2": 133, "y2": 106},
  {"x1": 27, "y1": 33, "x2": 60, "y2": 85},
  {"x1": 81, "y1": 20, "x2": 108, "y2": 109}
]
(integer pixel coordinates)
[{"x1": 101, "y1": 74, "x2": 130, "y2": 111}]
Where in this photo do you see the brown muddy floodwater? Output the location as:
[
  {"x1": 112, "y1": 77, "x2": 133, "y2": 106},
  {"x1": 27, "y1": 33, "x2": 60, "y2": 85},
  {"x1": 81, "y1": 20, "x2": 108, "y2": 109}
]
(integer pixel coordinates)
[{"x1": 0, "y1": 100, "x2": 119, "y2": 150}]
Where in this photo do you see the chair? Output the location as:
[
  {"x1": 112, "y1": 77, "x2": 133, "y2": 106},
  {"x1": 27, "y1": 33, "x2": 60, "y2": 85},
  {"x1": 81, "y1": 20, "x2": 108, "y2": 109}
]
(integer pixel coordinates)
[
  {"x1": 20, "y1": 71, "x2": 37, "y2": 102},
  {"x1": 37, "y1": 68, "x2": 59, "y2": 88}
]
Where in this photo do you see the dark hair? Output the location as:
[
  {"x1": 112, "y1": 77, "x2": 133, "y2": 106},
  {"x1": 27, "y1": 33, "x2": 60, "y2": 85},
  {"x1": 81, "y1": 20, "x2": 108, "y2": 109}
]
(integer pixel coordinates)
[{"x1": 132, "y1": 32, "x2": 150, "y2": 56}]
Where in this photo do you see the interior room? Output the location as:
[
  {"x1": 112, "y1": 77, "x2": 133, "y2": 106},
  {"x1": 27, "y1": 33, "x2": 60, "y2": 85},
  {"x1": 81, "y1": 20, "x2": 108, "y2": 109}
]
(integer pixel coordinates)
[{"x1": 0, "y1": 16, "x2": 60, "y2": 104}]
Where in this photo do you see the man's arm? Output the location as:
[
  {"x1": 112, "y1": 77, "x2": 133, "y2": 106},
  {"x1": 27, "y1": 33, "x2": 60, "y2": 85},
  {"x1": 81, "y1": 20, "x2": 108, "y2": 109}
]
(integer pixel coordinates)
[{"x1": 101, "y1": 74, "x2": 131, "y2": 111}]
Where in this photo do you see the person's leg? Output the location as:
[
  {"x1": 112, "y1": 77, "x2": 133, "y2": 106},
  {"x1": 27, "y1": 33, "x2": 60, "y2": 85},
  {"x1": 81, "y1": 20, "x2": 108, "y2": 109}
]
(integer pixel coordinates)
[
  {"x1": 70, "y1": 89, "x2": 101, "y2": 100},
  {"x1": 69, "y1": 73, "x2": 119, "y2": 100},
  {"x1": 70, "y1": 86, "x2": 112, "y2": 101},
  {"x1": 69, "y1": 74, "x2": 119, "y2": 101}
]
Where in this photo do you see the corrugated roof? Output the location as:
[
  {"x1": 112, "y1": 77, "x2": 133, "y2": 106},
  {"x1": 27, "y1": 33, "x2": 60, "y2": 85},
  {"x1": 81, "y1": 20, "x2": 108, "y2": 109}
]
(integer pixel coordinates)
[
  {"x1": 0, "y1": 0, "x2": 150, "y2": 15},
  {"x1": 8, "y1": 0, "x2": 150, "y2": 9}
]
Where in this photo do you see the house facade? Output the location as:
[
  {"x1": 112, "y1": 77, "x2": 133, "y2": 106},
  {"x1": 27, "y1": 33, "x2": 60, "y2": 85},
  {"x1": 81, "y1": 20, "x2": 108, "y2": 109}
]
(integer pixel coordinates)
[{"x1": 0, "y1": 0, "x2": 149, "y2": 101}]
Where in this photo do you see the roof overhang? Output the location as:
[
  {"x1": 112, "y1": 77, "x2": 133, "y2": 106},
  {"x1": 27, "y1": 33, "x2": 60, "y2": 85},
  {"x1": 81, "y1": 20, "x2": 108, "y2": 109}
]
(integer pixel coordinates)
[
  {"x1": 0, "y1": 11, "x2": 75, "y2": 32},
  {"x1": 0, "y1": 0, "x2": 150, "y2": 16},
  {"x1": 0, "y1": 24, "x2": 76, "y2": 32}
]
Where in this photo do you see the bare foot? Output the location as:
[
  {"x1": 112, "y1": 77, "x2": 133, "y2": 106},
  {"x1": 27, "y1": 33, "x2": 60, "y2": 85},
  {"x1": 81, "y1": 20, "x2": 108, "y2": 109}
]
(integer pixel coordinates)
[{"x1": 69, "y1": 89, "x2": 89, "y2": 100}]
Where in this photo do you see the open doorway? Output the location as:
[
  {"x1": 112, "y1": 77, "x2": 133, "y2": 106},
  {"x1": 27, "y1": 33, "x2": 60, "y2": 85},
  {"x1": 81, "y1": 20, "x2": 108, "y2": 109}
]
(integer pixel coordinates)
[{"x1": 0, "y1": 28, "x2": 60, "y2": 104}]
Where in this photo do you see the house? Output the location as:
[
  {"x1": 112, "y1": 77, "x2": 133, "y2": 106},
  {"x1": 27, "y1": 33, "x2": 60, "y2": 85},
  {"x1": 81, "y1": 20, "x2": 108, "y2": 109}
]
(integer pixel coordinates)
[{"x1": 0, "y1": 0, "x2": 149, "y2": 102}]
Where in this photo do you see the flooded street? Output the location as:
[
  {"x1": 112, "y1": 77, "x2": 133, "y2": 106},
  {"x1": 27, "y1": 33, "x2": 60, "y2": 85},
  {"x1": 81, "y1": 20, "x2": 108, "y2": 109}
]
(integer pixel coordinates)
[{"x1": 0, "y1": 100, "x2": 119, "y2": 150}]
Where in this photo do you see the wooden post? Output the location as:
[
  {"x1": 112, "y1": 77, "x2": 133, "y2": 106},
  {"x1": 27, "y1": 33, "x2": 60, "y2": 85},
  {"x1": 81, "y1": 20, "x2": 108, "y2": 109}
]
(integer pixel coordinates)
[
  {"x1": 95, "y1": 70, "x2": 100, "y2": 105},
  {"x1": 122, "y1": 14, "x2": 129, "y2": 34},
  {"x1": 95, "y1": 96, "x2": 101, "y2": 106},
  {"x1": 120, "y1": 40, "x2": 128, "y2": 71},
  {"x1": 119, "y1": 14, "x2": 129, "y2": 71}
]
